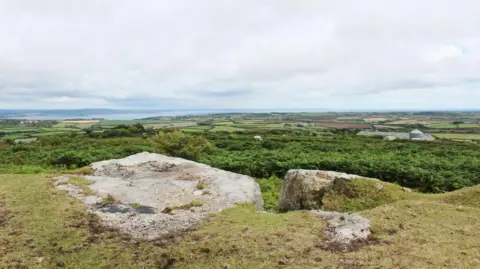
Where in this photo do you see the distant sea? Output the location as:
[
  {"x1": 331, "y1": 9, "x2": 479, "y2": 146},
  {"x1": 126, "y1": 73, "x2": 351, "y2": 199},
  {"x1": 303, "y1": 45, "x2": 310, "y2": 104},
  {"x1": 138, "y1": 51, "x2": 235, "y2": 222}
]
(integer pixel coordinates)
[
  {"x1": 3, "y1": 113, "x2": 166, "y2": 120},
  {"x1": 0, "y1": 109, "x2": 311, "y2": 120}
]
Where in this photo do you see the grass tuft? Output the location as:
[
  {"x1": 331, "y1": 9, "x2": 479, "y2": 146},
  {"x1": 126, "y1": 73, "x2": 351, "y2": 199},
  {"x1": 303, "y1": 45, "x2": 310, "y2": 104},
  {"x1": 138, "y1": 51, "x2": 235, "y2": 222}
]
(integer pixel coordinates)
[
  {"x1": 162, "y1": 201, "x2": 203, "y2": 213},
  {"x1": 67, "y1": 166, "x2": 94, "y2": 175},
  {"x1": 321, "y1": 178, "x2": 421, "y2": 212},
  {"x1": 102, "y1": 194, "x2": 117, "y2": 206},
  {"x1": 57, "y1": 176, "x2": 95, "y2": 195}
]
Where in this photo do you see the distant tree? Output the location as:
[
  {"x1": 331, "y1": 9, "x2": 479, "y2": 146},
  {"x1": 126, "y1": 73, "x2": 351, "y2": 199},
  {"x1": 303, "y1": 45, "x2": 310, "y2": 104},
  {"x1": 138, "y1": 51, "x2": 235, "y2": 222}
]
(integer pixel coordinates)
[
  {"x1": 197, "y1": 119, "x2": 214, "y2": 126},
  {"x1": 132, "y1": 122, "x2": 146, "y2": 132},
  {"x1": 453, "y1": 121, "x2": 464, "y2": 128}
]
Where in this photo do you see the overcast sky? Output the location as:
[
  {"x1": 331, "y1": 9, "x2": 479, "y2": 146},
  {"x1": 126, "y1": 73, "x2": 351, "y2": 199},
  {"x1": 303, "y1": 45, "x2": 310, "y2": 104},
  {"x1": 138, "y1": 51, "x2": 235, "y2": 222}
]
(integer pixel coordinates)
[{"x1": 0, "y1": 0, "x2": 479, "y2": 110}]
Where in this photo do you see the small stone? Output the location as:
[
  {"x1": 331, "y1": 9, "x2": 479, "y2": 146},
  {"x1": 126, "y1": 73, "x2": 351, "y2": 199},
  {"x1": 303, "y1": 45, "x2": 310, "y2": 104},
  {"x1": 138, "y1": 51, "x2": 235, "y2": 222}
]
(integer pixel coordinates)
[
  {"x1": 456, "y1": 206, "x2": 465, "y2": 212},
  {"x1": 376, "y1": 183, "x2": 384, "y2": 191},
  {"x1": 460, "y1": 250, "x2": 467, "y2": 255}
]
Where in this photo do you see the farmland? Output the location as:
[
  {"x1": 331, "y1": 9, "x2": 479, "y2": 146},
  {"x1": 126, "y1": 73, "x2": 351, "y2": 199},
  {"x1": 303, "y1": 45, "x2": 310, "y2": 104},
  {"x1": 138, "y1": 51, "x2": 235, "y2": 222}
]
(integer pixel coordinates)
[
  {"x1": 433, "y1": 133, "x2": 480, "y2": 141},
  {"x1": 1, "y1": 111, "x2": 480, "y2": 142},
  {"x1": 427, "y1": 123, "x2": 480, "y2": 129},
  {"x1": 313, "y1": 122, "x2": 371, "y2": 129},
  {"x1": 210, "y1": 126, "x2": 247, "y2": 132}
]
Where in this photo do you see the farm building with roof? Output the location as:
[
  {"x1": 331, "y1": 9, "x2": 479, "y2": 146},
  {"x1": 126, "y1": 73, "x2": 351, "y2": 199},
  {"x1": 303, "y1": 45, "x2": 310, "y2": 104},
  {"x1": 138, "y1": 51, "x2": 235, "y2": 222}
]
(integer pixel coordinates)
[{"x1": 357, "y1": 129, "x2": 435, "y2": 141}]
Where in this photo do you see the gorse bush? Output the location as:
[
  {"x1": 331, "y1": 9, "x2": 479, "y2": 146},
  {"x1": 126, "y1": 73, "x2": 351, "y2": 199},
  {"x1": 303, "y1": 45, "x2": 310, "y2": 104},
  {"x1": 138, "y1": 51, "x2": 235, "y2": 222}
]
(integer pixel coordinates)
[
  {"x1": 0, "y1": 130, "x2": 479, "y2": 193},
  {"x1": 149, "y1": 130, "x2": 213, "y2": 161},
  {"x1": 256, "y1": 176, "x2": 283, "y2": 211}
]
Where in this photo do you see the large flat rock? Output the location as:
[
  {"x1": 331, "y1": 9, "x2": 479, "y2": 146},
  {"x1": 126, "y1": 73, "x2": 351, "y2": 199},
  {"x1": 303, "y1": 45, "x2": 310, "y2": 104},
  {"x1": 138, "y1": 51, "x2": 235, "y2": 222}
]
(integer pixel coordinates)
[{"x1": 55, "y1": 152, "x2": 264, "y2": 240}]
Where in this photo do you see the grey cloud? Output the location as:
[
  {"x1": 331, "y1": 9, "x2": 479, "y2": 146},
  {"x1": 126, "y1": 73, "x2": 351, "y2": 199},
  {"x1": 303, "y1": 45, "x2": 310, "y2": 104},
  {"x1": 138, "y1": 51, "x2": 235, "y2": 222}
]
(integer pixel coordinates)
[{"x1": 0, "y1": 0, "x2": 479, "y2": 110}]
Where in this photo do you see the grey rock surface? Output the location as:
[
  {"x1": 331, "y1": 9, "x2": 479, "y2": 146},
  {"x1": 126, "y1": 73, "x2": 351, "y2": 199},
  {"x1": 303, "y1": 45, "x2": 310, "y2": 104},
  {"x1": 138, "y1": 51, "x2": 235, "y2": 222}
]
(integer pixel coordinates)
[
  {"x1": 312, "y1": 210, "x2": 371, "y2": 247},
  {"x1": 54, "y1": 152, "x2": 263, "y2": 240},
  {"x1": 278, "y1": 169, "x2": 368, "y2": 211}
]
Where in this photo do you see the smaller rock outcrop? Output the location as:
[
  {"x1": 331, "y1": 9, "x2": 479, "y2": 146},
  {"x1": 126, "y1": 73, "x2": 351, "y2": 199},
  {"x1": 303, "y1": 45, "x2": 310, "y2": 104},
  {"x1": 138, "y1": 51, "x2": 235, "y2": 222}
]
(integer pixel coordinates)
[
  {"x1": 278, "y1": 169, "x2": 373, "y2": 249},
  {"x1": 278, "y1": 169, "x2": 367, "y2": 211},
  {"x1": 312, "y1": 210, "x2": 371, "y2": 249}
]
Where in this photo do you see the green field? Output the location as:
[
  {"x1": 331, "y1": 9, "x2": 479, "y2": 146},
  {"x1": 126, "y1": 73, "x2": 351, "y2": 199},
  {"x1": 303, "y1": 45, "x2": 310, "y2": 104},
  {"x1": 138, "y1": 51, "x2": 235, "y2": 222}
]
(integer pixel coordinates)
[
  {"x1": 214, "y1": 121, "x2": 235, "y2": 125},
  {"x1": 0, "y1": 126, "x2": 83, "y2": 140},
  {"x1": 97, "y1": 120, "x2": 188, "y2": 126},
  {"x1": 433, "y1": 133, "x2": 480, "y2": 141},
  {"x1": 427, "y1": 123, "x2": 480, "y2": 129},
  {"x1": 53, "y1": 122, "x2": 99, "y2": 129},
  {"x1": 182, "y1": 126, "x2": 211, "y2": 132},
  {"x1": 262, "y1": 124, "x2": 285, "y2": 128},
  {"x1": 0, "y1": 127, "x2": 40, "y2": 133},
  {"x1": 210, "y1": 126, "x2": 246, "y2": 132}
]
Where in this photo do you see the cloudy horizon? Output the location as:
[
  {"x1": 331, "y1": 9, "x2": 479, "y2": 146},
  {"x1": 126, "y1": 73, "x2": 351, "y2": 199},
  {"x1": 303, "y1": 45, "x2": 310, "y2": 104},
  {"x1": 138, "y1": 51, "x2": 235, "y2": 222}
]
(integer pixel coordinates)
[{"x1": 1, "y1": 0, "x2": 479, "y2": 110}]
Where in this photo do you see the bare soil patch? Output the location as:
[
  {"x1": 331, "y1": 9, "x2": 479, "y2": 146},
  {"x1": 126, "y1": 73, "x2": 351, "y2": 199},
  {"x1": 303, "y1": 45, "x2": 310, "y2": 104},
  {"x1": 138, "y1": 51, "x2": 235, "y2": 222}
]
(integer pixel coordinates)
[{"x1": 363, "y1": 117, "x2": 388, "y2": 122}]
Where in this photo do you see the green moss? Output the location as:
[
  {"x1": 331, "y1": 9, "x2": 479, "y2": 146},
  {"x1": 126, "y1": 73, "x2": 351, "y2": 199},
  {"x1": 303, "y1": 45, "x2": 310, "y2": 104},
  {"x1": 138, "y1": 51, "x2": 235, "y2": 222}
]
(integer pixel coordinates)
[
  {"x1": 196, "y1": 183, "x2": 205, "y2": 190},
  {"x1": 321, "y1": 178, "x2": 421, "y2": 212},
  {"x1": 321, "y1": 176, "x2": 480, "y2": 212}
]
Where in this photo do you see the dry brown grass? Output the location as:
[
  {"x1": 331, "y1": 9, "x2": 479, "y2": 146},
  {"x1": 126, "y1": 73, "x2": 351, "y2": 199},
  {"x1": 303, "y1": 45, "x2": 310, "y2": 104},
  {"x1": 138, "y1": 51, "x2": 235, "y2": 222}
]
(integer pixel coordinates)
[
  {"x1": 1, "y1": 174, "x2": 479, "y2": 268},
  {"x1": 0, "y1": 200, "x2": 6, "y2": 227}
]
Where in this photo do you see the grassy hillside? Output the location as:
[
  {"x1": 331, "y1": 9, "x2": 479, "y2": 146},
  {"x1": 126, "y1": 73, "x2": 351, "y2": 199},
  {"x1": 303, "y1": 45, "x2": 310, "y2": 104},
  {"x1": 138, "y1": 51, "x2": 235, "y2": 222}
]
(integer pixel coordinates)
[{"x1": 1, "y1": 174, "x2": 479, "y2": 268}]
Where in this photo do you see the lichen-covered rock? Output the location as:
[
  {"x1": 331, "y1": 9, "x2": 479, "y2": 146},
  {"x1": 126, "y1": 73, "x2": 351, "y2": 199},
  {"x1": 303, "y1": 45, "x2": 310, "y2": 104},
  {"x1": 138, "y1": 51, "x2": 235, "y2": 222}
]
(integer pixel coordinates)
[
  {"x1": 311, "y1": 210, "x2": 371, "y2": 248},
  {"x1": 278, "y1": 169, "x2": 367, "y2": 211},
  {"x1": 54, "y1": 152, "x2": 263, "y2": 240}
]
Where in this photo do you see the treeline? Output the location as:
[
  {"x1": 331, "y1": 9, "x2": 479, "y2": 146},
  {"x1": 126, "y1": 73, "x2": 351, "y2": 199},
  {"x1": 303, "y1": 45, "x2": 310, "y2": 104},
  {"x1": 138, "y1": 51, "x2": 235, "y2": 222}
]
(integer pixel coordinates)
[
  {"x1": 0, "y1": 119, "x2": 58, "y2": 127},
  {"x1": 85, "y1": 123, "x2": 157, "y2": 138},
  {"x1": 0, "y1": 129, "x2": 479, "y2": 193}
]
